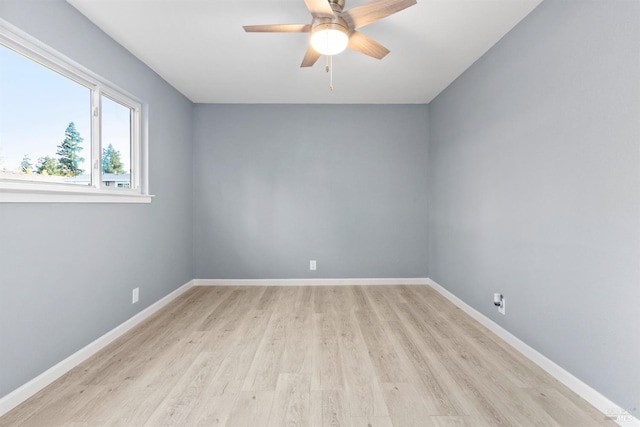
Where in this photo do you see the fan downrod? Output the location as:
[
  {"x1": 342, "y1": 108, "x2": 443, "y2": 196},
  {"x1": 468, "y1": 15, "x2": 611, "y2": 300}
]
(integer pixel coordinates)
[{"x1": 329, "y1": 0, "x2": 346, "y2": 13}]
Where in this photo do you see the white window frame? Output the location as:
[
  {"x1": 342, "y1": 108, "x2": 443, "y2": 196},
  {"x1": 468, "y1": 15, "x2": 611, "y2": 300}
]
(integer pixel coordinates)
[{"x1": 0, "y1": 20, "x2": 152, "y2": 203}]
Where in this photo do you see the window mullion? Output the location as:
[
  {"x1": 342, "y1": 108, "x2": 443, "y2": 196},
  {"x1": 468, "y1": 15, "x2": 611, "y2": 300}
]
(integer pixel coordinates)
[
  {"x1": 91, "y1": 88, "x2": 101, "y2": 189},
  {"x1": 131, "y1": 107, "x2": 140, "y2": 190}
]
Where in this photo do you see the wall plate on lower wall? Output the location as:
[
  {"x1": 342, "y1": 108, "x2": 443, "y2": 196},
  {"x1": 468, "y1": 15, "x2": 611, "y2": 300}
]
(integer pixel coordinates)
[
  {"x1": 427, "y1": 278, "x2": 639, "y2": 427},
  {"x1": 0, "y1": 280, "x2": 195, "y2": 418}
]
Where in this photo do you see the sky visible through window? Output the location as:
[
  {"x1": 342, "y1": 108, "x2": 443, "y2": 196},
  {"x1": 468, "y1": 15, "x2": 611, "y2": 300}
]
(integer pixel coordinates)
[
  {"x1": 102, "y1": 95, "x2": 131, "y2": 175},
  {"x1": 0, "y1": 43, "x2": 130, "y2": 177}
]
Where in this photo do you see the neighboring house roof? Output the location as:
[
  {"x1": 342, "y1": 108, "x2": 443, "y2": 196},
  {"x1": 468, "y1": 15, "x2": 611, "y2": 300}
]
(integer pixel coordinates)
[
  {"x1": 64, "y1": 173, "x2": 130, "y2": 183},
  {"x1": 102, "y1": 173, "x2": 131, "y2": 181}
]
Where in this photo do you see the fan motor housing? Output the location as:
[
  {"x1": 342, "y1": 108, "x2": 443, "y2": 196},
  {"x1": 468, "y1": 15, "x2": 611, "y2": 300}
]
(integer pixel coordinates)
[{"x1": 312, "y1": 16, "x2": 349, "y2": 34}]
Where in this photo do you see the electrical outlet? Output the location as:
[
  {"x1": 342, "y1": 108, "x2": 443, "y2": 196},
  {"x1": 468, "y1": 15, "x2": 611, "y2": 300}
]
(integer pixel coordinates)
[
  {"x1": 310, "y1": 260, "x2": 316, "y2": 271},
  {"x1": 132, "y1": 287, "x2": 139, "y2": 304},
  {"x1": 498, "y1": 297, "x2": 506, "y2": 315}
]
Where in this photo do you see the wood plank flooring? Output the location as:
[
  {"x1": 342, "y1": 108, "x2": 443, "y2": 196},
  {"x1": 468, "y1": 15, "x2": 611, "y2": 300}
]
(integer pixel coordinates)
[{"x1": 0, "y1": 286, "x2": 613, "y2": 426}]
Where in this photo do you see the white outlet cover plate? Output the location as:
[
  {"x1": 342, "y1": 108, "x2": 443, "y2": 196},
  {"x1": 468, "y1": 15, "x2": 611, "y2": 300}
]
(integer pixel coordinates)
[{"x1": 499, "y1": 298, "x2": 506, "y2": 315}]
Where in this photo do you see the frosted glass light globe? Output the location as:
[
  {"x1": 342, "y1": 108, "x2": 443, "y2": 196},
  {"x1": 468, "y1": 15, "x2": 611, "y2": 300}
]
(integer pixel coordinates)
[{"x1": 310, "y1": 28, "x2": 349, "y2": 56}]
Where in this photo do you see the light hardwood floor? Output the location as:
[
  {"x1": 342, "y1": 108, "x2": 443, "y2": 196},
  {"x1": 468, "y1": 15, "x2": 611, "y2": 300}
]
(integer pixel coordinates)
[{"x1": 0, "y1": 285, "x2": 613, "y2": 426}]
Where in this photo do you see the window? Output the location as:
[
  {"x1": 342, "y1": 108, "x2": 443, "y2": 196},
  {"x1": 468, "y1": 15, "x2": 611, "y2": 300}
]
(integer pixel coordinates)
[{"x1": 0, "y1": 23, "x2": 149, "y2": 203}]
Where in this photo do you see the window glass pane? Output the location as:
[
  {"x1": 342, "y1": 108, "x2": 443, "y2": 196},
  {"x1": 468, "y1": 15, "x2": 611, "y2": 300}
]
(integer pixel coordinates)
[
  {"x1": 0, "y1": 43, "x2": 91, "y2": 185},
  {"x1": 101, "y1": 95, "x2": 131, "y2": 189}
]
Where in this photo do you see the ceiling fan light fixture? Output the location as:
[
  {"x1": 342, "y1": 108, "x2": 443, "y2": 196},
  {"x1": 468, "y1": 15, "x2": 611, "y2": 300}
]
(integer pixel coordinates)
[{"x1": 310, "y1": 22, "x2": 349, "y2": 56}]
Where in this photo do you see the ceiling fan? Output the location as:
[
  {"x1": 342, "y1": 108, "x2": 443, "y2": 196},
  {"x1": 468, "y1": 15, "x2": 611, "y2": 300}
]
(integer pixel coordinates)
[{"x1": 243, "y1": 0, "x2": 417, "y2": 68}]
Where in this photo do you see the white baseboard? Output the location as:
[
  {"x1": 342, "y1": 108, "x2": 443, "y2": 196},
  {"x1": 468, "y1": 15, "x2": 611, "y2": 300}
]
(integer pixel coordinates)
[
  {"x1": 194, "y1": 278, "x2": 430, "y2": 286},
  {"x1": 427, "y1": 278, "x2": 639, "y2": 427},
  {"x1": 3, "y1": 277, "x2": 635, "y2": 426},
  {"x1": 0, "y1": 279, "x2": 195, "y2": 418}
]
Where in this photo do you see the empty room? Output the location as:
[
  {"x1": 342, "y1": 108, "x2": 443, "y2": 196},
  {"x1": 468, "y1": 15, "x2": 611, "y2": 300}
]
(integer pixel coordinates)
[{"x1": 0, "y1": 0, "x2": 638, "y2": 426}]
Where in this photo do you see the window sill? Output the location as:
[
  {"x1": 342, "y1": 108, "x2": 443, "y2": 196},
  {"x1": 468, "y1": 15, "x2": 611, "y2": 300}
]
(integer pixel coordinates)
[{"x1": 0, "y1": 183, "x2": 154, "y2": 203}]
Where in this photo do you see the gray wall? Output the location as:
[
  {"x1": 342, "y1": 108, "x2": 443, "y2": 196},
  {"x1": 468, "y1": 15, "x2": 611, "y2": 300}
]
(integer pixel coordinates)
[
  {"x1": 1, "y1": 0, "x2": 637, "y2": 416},
  {"x1": 193, "y1": 104, "x2": 429, "y2": 279},
  {"x1": 428, "y1": 0, "x2": 639, "y2": 411},
  {"x1": 0, "y1": 1, "x2": 194, "y2": 397}
]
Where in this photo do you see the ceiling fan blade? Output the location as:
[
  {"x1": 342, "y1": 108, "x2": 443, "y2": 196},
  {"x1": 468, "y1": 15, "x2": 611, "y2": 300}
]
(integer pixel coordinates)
[
  {"x1": 243, "y1": 24, "x2": 312, "y2": 33},
  {"x1": 348, "y1": 31, "x2": 390, "y2": 59},
  {"x1": 343, "y1": 0, "x2": 416, "y2": 29},
  {"x1": 304, "y1": 0, "x2": 335, "y2": 17},
  {"x1": 301, "y1": 46, "x2": 322, "y2": 67}
]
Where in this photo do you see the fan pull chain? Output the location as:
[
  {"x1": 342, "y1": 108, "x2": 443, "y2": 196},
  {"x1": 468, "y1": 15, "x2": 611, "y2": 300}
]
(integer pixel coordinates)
[{"x1": 326, "y1": 55, "x2": 334, "y2": 91}]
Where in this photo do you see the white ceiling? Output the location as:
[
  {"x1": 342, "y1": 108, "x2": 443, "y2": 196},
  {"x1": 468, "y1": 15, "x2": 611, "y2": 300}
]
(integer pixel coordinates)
[{"x1": 66, "y1": 0, "x2": 542, "y2": 104}]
